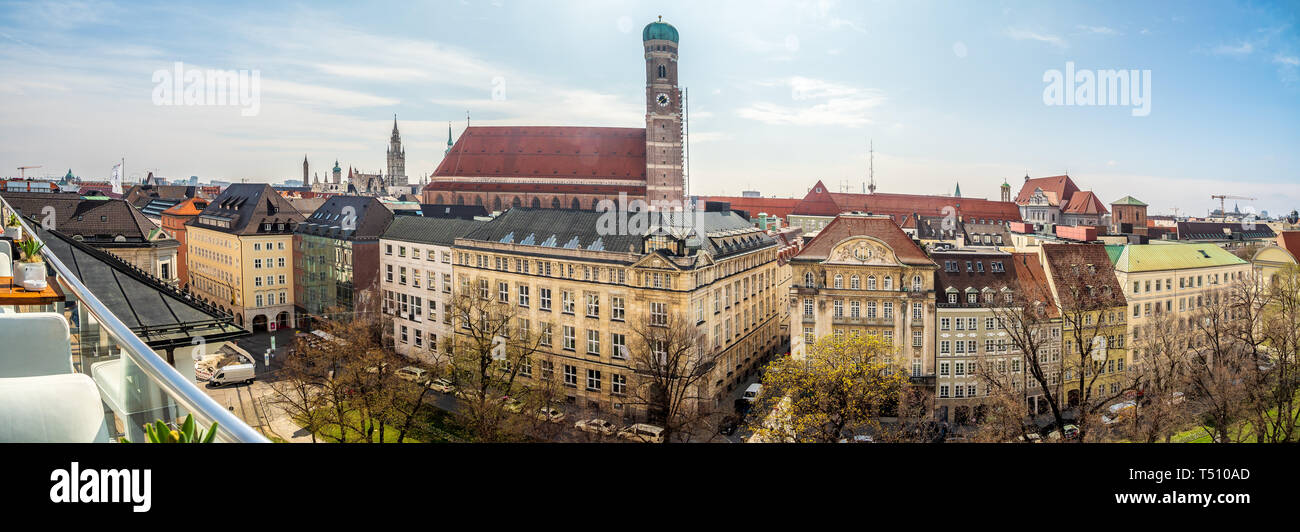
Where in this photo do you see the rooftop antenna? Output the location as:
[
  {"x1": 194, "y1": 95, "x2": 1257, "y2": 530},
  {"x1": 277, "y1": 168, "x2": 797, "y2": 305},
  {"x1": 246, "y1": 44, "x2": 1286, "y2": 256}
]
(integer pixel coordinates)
[
  {"x1": 867, "y1": 139, "x2": 876, "y2": 194},
  {"x1": 466, "y1": 110, "x2": 471, "y2": 128}
]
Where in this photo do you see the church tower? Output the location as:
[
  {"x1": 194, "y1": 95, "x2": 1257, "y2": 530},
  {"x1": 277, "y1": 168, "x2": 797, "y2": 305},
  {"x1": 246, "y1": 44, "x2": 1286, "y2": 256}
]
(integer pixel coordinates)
[
  {"x1": 1000, "y1": 179, "x2": 1011, "y2": 202},
  {"x1": 387, "y1": 115, "x2": 407, "y2": 186},
  {"x1": 642, "y1": 17, "x2": 684, "y2": 206},
  {"x1": 302, "y1": 155, "x2": 308, "y2": 183}
]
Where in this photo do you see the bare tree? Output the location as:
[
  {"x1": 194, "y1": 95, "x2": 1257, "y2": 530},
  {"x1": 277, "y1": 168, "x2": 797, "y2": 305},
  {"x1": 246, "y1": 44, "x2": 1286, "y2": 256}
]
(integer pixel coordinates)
[
  {"x1": 447, "y1": 276, "x2": 548, "y2": 442},
  {"x1": 625, "y1": 311, "x2": 720, "y2": 443},
  {"x1": 267, "y1": 336, "x2": 329, "y2": 443},
  {"x1": 1180, "y1": 282, "x2": 1255, "y2": 443},
  {"x1": 1126, "y1": 310, "x2": 1194, "y2": 443}
]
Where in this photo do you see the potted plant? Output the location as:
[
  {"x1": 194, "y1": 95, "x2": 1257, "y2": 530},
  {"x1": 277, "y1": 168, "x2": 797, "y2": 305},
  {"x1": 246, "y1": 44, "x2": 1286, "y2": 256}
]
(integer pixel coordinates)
[
  {"x1": 119, "y1": 414, "x2": 219, "y2": 443},
  {"x1": 4, "y1": 214, "x2": 21, "y2": 241},
  {"x1": 13, "y1": 237, "x2": 46, "y2": 290}
]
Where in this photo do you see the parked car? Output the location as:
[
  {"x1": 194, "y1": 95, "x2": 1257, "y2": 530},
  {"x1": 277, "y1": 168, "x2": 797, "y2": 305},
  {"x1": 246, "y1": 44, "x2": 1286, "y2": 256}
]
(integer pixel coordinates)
[
  {"x1": 574, "y1": 418, "x2": 617, "y2": 436},
  {"x1": 428, "y1": 378, "x2": 455, "y2": 393},
  {"x1": 836, "y1": 434, "x2": 874, "y2": 443},
  {"x1": 618, "y1": 423, "x2": 665, "y2": 443},
  {"x1": 395, "y1": 366, "x2": 429, "y2": 383},
  {"x1": 536, "y1": 406, "x2": 565, "y2": 423},
  {"x1": 1102, "y1": 401, "x2": 1137, "y2": 424},
  {"x1": 742, "y1": 383, "x2": 763, "y2": 403},
  {"x1": 501, "y1": 396, "x2": 524, "y2": 413}
]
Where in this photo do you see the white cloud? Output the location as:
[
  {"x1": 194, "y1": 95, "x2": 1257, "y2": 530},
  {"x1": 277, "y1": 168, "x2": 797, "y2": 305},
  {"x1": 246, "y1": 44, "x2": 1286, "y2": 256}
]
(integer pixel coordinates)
[
  {"x1": 736, "y1": 77, "x2": 885, "y2": 127},
  {"x1": 1076, "y1": 25, "x2": 1120, "y2": 36},
  {"x1": 1212, "y1": 42, "x2": 1254, "y2": 55},
  {"x1": 1274, "y1": 54, "x2": 1300, "y2": 66},
  {"x1": 262, "y1": 79, "x2": 400, "y2": 108},
  {"x1": 1005, "y1": 28, "x2": 1069, "y2": 48}
]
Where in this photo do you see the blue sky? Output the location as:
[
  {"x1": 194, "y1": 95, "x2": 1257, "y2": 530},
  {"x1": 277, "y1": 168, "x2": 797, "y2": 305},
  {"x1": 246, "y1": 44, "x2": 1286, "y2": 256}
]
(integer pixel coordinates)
[{"x1": 1, "y1": 0, "x2": 1297, "y2": 217}]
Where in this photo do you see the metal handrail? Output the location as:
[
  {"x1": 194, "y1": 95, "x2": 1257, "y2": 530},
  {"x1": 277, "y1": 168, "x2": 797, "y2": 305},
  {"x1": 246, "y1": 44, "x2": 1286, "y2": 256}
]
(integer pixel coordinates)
[{"x1": 1, "y1": 196, "x2": 269, "y2": 443}]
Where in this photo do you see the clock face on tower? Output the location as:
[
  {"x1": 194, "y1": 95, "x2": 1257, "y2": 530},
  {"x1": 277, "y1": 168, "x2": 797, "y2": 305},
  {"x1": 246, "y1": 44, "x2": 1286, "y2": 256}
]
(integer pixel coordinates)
[{"x1": 656, "y1": 93, "x2": 670, "y2": 107}]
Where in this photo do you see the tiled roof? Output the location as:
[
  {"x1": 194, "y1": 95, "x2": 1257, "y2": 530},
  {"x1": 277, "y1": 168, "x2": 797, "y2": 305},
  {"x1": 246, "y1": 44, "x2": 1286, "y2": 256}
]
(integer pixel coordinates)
[
  {"x1": 1278, "y1": 231, "x2": 1300, "y2": 255},
  {"x1": 1015, "y1": 175, "x2": 1080, "y2": 206},
  {"x1": 381, "y1": 215, "x2": 486, "y2": 247},
  {"x1": 161, "y1": 197, "x2": 207, "y2": 217},
  {"x1": 1062, "y1": 190, "x2": 1109, "y2": 215},
  {"x1": 428, "y1": 126, "x2": 647, "y2": 182},
  {"x1": 1, "y1": 191, "x2": 164, "y2": 243},
  {"x1": 933, "y1": 250, "x2": 1016, "y2": 306},
  {"x1": 1009, "y1": 252, "x2": 1059, "y2": 318},
  {"x1": 122, "y1": 184, "x2": 198, "y2": 208},
  {"x1": 296, "y1": 195, "x2": 394, "y2": 241},
  {"x1": 1111, "y1": 242, "x2": 1248, "y2": 273},
  {"x1": 189, "y1": 183, "x2": 305, "y2": 235},
  {"x1": 793, "y1": 213, "x2": 935, "y2": 266},
  {"x1": 1176, "y1": 221, "x2": 1277, "y2": 241},
  {"x1": 792, "y1": 180, "x2": 1021, "y2": 223},
  {"x1": 1040, "y1": 243, "x2": 1127, "y2": 309}
]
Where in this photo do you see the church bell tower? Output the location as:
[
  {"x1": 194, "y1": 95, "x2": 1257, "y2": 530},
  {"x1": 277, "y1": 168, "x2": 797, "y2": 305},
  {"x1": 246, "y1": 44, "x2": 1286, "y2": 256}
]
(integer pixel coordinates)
[{"x1": 643, "y1": 17, "x2": 684, "y2": 206}]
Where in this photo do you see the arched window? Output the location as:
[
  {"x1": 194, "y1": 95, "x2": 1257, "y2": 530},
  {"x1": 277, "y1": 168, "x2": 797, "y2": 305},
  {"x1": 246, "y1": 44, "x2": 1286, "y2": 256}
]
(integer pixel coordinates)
[
  {"x1": 912, "y1": 275, "x2": 922, "y2": 292},
  {"x1": 456, "y1": 195, "x2": 465, "y2": 205},
  {"x1": 867, "y1": 276, "x2": 877, "y2": 290},
  {"x1": 571, "y1": 198, "x2": 581, "y2": 210},
  {"x1": 833, "y1": 274, "x2": 843, "y2": 289},
  {"x1": 433, "y1": 194, "x2": 444, "y2": 204},
  {"x1": 512, "y1": 196, "x2": 522, "y2": 208},
  {"x1": 883, "y1": 276, "x2": 893, "y2": 291},
  {"x1": 474, "y1": 196, "x2": 484, "y2": 206},
  {"x1": 551, "y1": 197, "x2": 561, "y2": 209},
  {"x1": 492, "y1": 197, "x2": 502, "y2": 211},
  {"x1": 531, "y1": 197, "x2": 541, "y2": 208},
  {"x1": 850, "y1": 275, "x2": 860, "y2": 290},
  {"x1": 804, "y1": 272, "x2": 815, "y2": 288},
  {"x1": 657, "y1": 65, "x2": 666, "y2": 78}
]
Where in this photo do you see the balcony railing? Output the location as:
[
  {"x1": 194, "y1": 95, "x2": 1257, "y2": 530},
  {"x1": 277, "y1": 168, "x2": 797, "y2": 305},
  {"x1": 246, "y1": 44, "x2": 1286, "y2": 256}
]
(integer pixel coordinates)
[{"x1": 0, "y1": 195, "x2": 267, "y2": 443}]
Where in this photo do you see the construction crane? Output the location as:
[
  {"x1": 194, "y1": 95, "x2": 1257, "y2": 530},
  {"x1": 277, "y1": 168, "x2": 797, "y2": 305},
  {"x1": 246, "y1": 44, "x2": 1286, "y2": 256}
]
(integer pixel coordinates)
[
  {"x1": 1210, "y1": 194, "x2": 1256, "y2": 222},
  {"x1": 17, "y1": 165, "x2": 41, "y2": 179}
]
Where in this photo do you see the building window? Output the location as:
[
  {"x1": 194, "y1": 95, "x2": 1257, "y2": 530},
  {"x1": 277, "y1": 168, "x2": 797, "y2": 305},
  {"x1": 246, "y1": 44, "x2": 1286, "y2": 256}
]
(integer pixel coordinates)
[
  {"x1": 611, "y1": 374, "x2": 626, "y2": 395},
  {"x1": 650, "y1": 302, "x2": 668, "y2": 326},
  {"x1": 612, "y1": 296, "x2": 625, "y2": 321},
  {"x1": 803, "y1": 298, "x2": 813, "y2": 317},
  {"x1": 586, "y1": 293, "x2": 600, "y2": 318},
  {"x1": 498, "y1": 282, "x2": 509, "y2": 303},
  {"x1": 563, "y1": 365, "x2": 578, "y2": 387},
  {"x1": 913, "y1": 330, "x2": 923, "y2": 347},
  {"x1": 612, "y1": 333, "x2": 627, "y2": 359},
  {"x1": 587, "y1": 330, "x2": 600, "y2": 355},
  {"x1": 562, "y1": 326, "x2": 576, "y2": 351},
  {"x1": 804, "y1": 272, "x2": 815, "y2": 288},
  {"x1": 850, "y1": 275, "x2": 860, "y2": 290},
  {"x1": 539, "y1": 288, "x2": 552, "y2": 311},
  {"x1": 562, "y1": 290, "x2": 575, "y2": 314},
  {"x1": 518, "y1": 285, "x2": 530, "y2": 307},
  {"x1": 586, "y1": 369, "x2": 602, "y2": 391}
]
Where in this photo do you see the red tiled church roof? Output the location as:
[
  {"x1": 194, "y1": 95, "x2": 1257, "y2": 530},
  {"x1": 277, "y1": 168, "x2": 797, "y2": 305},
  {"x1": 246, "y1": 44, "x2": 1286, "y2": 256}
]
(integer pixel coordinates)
[
  {"x1": 1062, "y1": 190, "x2": 1109, "y2": 215},
  {"x1": 1279, "y1": 231, "x2": 1300, "y2": 256},
  {"x1": 428, "y1": 126, "x2": 647, "y2": 183},
  {"x1": 791, "y1": 180, "x2": 1022, "y2": 224},
  {"x1": 1014, "y1": 175, "x2": 1080, "y2": 206}
]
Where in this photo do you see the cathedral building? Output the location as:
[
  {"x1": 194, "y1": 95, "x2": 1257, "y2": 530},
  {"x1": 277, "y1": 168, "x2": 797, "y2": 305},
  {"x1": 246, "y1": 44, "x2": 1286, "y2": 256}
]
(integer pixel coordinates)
[
  {"x1": 422, "y1": 18, "x2": 686, "y2": 211},
  {"x1": 308, "y1": 117, "x2": 425, "y2": 196}
]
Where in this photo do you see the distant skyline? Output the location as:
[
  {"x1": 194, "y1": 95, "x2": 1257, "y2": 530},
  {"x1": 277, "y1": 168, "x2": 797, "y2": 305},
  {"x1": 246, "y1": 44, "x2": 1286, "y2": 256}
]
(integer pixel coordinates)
[{"x1": 1, "y1": 0, "x2": 1297, "y2": 217}]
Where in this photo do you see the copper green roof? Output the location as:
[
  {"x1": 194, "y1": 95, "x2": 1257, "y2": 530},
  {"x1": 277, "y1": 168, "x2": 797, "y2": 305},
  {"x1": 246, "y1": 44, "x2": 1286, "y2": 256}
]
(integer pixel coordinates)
[
  {"x1": 643, "y1": 19, "x2": 679, "y2": 43},
  {"x1": 1111, "y1": 195, "x2": 1148, "y2": 206},
  {"x1": 1105, "y1": 244, "x2": 1125, "y2": 265},
  {"x1": 1111, "y1": 242, "x2": 1247, "y2": 273}
]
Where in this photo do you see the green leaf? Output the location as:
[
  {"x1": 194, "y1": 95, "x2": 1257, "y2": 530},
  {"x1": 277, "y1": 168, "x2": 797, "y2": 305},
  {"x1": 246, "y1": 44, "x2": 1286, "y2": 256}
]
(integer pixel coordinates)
[
  {"x1": 181, "y1": 414, "x2": 196, "y2": 442},
  {"x1": 201, "y1": 421, "x2": 219, "y2": 443},
  {"x1": 154, "y1": 420, "x2": 171, "y2": 443}
]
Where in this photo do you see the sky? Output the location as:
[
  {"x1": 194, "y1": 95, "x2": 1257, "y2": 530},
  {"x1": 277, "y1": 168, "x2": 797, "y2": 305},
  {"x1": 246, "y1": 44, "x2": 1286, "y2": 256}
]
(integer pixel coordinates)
[{"x1": 1, "y1": 0, "x2": 1297, "y2": 217}]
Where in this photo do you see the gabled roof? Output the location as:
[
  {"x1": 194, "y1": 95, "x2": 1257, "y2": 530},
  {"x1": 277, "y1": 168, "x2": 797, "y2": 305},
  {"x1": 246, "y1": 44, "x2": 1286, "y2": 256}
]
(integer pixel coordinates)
[
  {"x1": 933, "y1": 250, "x2": 1015, "y2": 306},
  {"x1": 792, "y1": 214, "x2": 935, "y2": 266},
  {"x1": 1, "y1": 191, "x2": 166, "y2": 243},
  {"x1": 189, "y1": 183, "x2": 305, "y2": 235},
  {"x1": 1111, "y1": 242, "x2": 1248, "y2": 273},
  {"x1": 1062, "y1": 190, "x2": 1109, "y2": 215},
  {"x1": 428, "y1": 126, "x2": 647, "y2": 183},
  {"x1": 1009, "y1": 252, "x2": 1059, "y2": 318},
  {"x1": 791, "y1": 180, "x2": 1021, "y2": 223},
  {"x1": 1040, "y1": 243, "x2": 1127, "y2": 309},
  {"x1": 1015, "y1": 175, "x2": 1080, "y2": 206},
  {"x1": 296, "y1": 195, "x2": 394, "y2": 241}
]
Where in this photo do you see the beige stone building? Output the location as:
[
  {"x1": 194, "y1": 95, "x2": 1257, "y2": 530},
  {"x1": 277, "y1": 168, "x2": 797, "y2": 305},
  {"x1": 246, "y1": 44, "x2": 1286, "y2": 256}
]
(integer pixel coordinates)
[
  {"x1": 448, "y1": 206, "x2": 785, "y2": 421},
  {"x1": 379, "y1": 216, "x2": 485, "y2": 362},
  {"x1": 787, "y1": 214, "x2": 939, "y2": 379},
  {"x1": 1110, "y1": 242, "x2": 1252, "y2": 365},
  {"x1": 185, "y1": 184, "x2": 305, "y2": 331}
]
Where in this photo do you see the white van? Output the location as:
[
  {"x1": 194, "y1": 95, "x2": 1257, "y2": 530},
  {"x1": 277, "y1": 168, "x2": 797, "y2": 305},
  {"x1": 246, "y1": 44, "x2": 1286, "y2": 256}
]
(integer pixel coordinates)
[
  {"x1": 619, "y1": 423, "x2": 665, "y2": 444},
  {"x1": 209, "y1": 364, "x2": 255, "y2": 387},
  {"x1": 742, "y1": 383, "x2": 763, "y2": 403}
]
